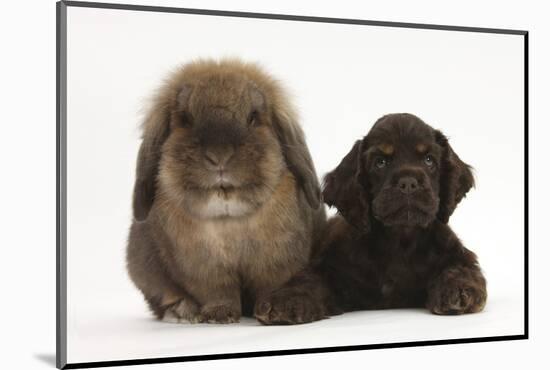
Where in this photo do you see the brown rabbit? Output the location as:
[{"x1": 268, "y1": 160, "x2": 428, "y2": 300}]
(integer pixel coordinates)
[{"x1": 126, "y1": 59, "x2": 326, "y2": 324}]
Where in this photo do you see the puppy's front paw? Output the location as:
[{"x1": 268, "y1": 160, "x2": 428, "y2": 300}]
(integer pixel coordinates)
[
  {"x1": 427, "y1": 268, "x2": 487, "y2": 315},
  {"x1": 254, "y1": 292, "x2": 326, "y2": 325},
  {"x1": 198, "y1": 304, "x2": 241, "y2": 324}
]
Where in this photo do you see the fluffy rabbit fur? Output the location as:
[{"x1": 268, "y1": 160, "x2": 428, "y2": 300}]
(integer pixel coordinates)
[{"x1": 126, "y1": 59, "x2": 326, "y2": 324}]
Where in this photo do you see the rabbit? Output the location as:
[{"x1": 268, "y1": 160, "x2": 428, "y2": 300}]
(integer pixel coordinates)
[{"x1": 126, "y1": 59, "x2": 326, "y2": 324}]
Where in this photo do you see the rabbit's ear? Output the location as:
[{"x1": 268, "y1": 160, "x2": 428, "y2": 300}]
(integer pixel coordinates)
[
  {"x1": 132, "y1": 105, "x2": 171, "y2": 221},
  {"x1": 272, "y1": 104, "x2": 321, "y2": 209}
]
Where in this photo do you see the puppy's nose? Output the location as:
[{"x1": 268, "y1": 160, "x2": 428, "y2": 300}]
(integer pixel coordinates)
[
  {"x1": 398, "y1": 177, "x2": 419, "y2": 194},
  {"x1": 204, "y1": 147, "x2": 235, "y2": 167}
]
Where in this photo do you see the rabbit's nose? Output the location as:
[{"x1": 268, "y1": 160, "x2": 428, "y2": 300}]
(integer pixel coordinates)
[{"x1": 204, "y1": 147, "x2": 235, "y2": 167}]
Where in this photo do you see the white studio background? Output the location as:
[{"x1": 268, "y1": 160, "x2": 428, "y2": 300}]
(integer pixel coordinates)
[
  {"x1": 63, "y1": 4, "x2": 525, "y2": 364},
  {"x1": 2, "y1": 0, "x2": 548, "y2": 369}
]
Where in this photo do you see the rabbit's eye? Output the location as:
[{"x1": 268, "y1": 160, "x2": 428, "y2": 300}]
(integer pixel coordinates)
[
  {"x1": 178, "y1": 111, "x2": 193, "y2": 127},
  {"x1": 248, "y1": 111, "x2": 259, "y2": 127}
]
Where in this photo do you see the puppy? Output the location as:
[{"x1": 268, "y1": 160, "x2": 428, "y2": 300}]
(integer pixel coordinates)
[
  {"x1": 256, "y1": 113, "x2": 486, "y2": 324},
  {"x1": 126, "y1": 59, "x2": 325, "y2": 324}
]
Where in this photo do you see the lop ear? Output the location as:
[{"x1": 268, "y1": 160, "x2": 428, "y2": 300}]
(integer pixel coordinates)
[
  {"x1": 272, "y1": 105, "x2": 322, "y2": 209},
  {"x1": 435, "y1": 130, "x2": 475, "y2": 223},
  {"x1": 322, "y1": 140, "x2": 371, "y2": 232},
  {"x1": 132, "y1": 105, "x2": 171, "y2": 221}
]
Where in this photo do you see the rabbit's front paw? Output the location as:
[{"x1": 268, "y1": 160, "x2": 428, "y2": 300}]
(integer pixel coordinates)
[
  {"x1": 198, "y1": 303, "x2": 241, "y2": 324},
  {"x1": 254, "y1": 291, "x2": 326, "y2": 325},
  {"x1": 162, "y1": 298, "x2": 201, "y2": 323}
]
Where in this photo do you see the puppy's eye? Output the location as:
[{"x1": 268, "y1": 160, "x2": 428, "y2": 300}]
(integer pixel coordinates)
[
  {"x1": 248, "y1": 110, "x2": 259, "y2": 126},
  {"x1": 375, "y1": 157, "x2": 389, "y2": 169},
  {"x1": 424, "y1": 154, "x2": 435, "y2": 167}
]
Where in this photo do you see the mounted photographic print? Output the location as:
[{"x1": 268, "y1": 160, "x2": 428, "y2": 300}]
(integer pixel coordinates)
[{"x1": 56, "y1": 1, "x2": 528, "y2": 368}]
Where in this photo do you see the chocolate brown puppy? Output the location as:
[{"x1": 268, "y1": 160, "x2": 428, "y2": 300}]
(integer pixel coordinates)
[
  {"x1": 126, "y1": 59, "x2": 325, "y2": 324},
  {"x1": 256, "y1": 113, "x2": 486, "y2": 324}
]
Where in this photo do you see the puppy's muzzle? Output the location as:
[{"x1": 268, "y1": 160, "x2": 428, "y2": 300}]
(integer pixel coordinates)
[{"x1": 397, "y1": 176, "x2": 419, "y2": 194}]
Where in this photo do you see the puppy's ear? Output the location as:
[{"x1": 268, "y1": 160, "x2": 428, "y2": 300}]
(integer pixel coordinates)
[
  {"x1": 435, "y1": 130, "x2": 475, "y2": 223},
  {"x1": 272, "y1": 105, "x2": 321, "y2": 209},
  {"x1": 323, "y1": 140, "x2": 371, "y2": 232},
  {"x1": 132, "y1": 104, "x2": 171, "y2": 221}
]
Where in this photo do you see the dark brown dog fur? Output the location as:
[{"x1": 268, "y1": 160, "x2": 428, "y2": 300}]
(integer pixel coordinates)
[
  {"x1": 256, "y1": 113, "x2": 487, "y2": 324},
  {"x1": 126, "y1": 59, "x2": 326, "y2": 324}
]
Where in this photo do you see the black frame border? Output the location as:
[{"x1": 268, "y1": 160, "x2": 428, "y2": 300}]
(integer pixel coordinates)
[
  {"x1": 57, "y1": 1, "x2": 67, "y2": 369},
  {"x1": 56, "y1": 1, "x2": 529, "y2": 369}
]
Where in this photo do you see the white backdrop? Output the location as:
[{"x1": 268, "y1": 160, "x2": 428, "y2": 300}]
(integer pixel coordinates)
[
  {"x1": 3, "y1": 0, "x2": 547, "y2": 369},
  {"x1": 63, "y1": 4, "x2": 525, "y2": 364}
]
